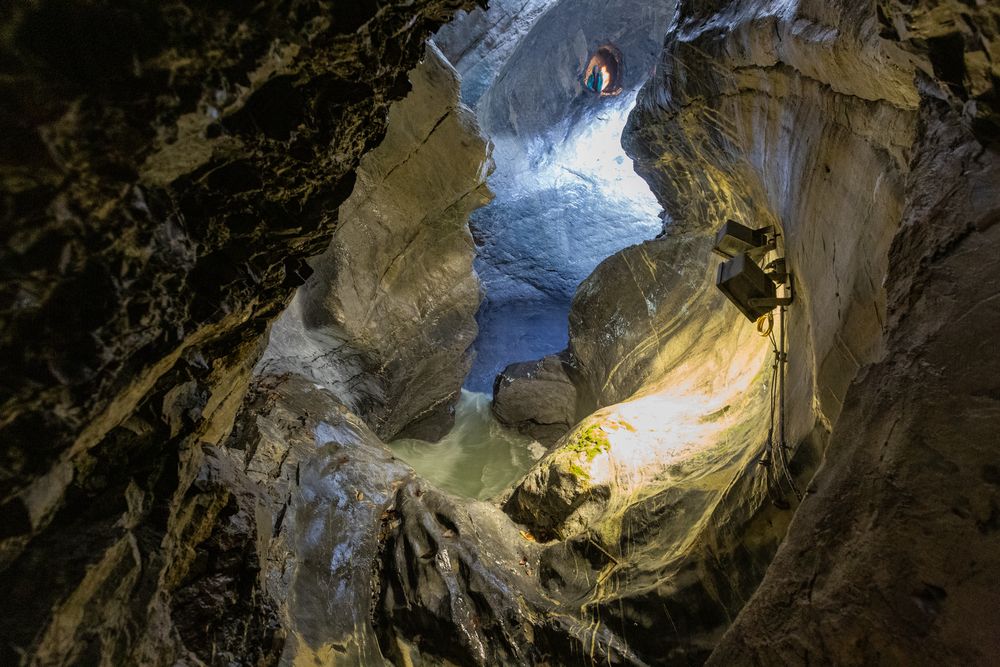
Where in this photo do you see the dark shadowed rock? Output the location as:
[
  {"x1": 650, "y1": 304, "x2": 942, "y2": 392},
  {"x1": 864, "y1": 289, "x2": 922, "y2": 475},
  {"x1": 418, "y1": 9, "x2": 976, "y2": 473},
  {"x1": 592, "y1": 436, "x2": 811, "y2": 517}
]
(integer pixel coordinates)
[
  {"x1": 492, "y1": 352, "x2": 578, "y2": 444},
  {"x1": 0, "y1": 0, "x2": 478, "y2": 663}
]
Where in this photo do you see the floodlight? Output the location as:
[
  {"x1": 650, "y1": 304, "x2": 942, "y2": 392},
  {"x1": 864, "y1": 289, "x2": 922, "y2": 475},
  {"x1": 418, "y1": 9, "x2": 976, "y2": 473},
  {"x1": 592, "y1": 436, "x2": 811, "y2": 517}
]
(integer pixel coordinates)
[
  {"x1": 712, "y1": 220, "x2": 773, "y2": 259},
  {"x1": 716, "y1": 253, "x2": 780, "y2": 322}
]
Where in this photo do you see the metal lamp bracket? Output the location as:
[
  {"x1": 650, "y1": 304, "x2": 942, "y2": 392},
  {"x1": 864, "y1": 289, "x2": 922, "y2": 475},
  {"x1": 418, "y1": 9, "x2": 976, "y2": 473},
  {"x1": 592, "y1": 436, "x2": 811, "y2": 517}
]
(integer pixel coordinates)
[{"x1": 749, "y1": 268, "x2": 794, "y2": 308}]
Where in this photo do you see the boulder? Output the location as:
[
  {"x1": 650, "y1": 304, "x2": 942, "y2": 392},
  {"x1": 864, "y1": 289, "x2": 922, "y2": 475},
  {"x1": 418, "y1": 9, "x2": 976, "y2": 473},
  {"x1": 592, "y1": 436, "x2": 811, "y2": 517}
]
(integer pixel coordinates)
[{"x1": 492, "y1": 353, "x2": 578, "y2": 445}]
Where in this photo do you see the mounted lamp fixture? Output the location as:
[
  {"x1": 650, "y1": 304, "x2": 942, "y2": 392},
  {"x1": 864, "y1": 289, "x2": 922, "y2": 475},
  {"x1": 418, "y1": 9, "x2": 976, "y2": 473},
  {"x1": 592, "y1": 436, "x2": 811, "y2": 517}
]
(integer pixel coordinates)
[
  {"x1": 712, "y1": 219, "x2": 802, "y2": 502},
  {"x1": 712, "y1": 220, "x2": 793, "y2": 322}
]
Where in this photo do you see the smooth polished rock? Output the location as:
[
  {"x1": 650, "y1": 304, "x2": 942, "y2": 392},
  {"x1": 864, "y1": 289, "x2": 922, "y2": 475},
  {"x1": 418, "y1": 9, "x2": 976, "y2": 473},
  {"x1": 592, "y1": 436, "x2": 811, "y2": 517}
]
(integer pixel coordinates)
[
  {"x1": 433, "y1": 0, "x2": 556, "y2": 107},
  {"x1": 492, "y1": 352, "x2": 578, "y2": 445},
  {"x1": 709, "y1": 2, "x2": 1000, "y2": 661},
  {"x1": 228, "y1": 374, "x2": 639, "y2": 665},
  {"x1": 259, "y1": 43, "x2": 492, "y2": 442},
  {"x1": 502, "y1": 0, "x2": 998, "y2": 662}
]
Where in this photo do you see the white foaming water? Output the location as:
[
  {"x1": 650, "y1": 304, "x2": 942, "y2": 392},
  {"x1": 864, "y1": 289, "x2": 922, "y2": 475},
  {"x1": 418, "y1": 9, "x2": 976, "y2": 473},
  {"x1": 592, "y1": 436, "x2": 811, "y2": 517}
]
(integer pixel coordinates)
[{"x1": 388, "y1": 390, "x2": 546, "y2": 500}]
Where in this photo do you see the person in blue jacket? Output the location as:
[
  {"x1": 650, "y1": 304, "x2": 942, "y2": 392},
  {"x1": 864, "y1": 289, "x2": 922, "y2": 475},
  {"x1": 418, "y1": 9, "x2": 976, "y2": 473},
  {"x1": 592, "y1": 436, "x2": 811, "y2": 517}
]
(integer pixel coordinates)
[{"x1": 586, "y1": 64, "x2": 604, "y2": 93}]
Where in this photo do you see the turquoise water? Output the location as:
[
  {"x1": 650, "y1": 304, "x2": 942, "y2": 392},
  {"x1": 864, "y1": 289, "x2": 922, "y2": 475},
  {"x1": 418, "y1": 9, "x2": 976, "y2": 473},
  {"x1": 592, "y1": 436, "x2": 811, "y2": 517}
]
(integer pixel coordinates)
[{"x1": 388, "y1": 390, "x2": 545, "y2": 500}]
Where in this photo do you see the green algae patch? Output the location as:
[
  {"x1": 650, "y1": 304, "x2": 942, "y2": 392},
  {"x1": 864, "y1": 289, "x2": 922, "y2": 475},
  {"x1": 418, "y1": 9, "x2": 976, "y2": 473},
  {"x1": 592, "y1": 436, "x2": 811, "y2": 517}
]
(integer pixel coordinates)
[
  {"x1": 566, "y1": 423, "x2": 611, "y2": 461},
  {"x1": 563, "y1": 423, "x2": 612, "y2": 481}
]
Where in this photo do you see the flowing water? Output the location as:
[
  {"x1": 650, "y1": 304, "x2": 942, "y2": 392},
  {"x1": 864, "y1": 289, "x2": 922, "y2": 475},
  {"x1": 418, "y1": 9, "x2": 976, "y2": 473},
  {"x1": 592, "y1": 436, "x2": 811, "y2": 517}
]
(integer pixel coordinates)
[{"x1": 388, "y1": 390, "x2": 546, "y2": 500}]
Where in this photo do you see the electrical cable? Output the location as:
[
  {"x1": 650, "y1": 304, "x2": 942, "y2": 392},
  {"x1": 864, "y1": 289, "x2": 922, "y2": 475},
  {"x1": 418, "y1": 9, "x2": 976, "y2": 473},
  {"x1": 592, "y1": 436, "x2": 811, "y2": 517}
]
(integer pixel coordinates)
[
  {"x1": 756, "y1": 312, "x2": 773, "y2": 337},
  {"x1": 776, "y1": 306, "x2": 802, "y2": 501},
  {"x1": 760, "y1": 307, "x2": 802, "y2": 503}
]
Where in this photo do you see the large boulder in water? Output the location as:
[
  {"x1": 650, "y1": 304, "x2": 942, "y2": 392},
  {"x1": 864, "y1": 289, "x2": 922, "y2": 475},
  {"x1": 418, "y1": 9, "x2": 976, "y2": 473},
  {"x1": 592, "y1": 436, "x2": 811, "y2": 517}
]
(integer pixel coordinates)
[{"x1": 492, "y1": 352, "x2": 578, "y2": 445}]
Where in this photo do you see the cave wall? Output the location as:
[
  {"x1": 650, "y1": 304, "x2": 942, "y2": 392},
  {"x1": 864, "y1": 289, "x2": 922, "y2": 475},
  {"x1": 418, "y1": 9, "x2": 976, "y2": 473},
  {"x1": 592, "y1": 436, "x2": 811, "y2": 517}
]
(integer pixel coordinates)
[
  {"x1": 224, "y1": 374, "x2": 632, "y2": 665},
  {"x1": 499, "y1": 0, "x2": 999, "y2": 663},
  {"x1": 433, "y1": 0, "x2": 557, "y2": 107},
  {"x1": 0, "y1": 1, "x2": 478, "y2": 663},
  {"x1": 620, "y1": 0, "x2": 920, "y2": 437},
  {"x1": 258, "y1": 43, "x2": 492, "y2": 442},
  {"x1": 477, "y1": 0, "x2": 675, "y2": 138},
  {"x1": 455, "y1": 0, "x2": 675, "y2": 392},
  {"x1": 471, "y1": 0, "x2": 674, "y2": 302},
  {"x1": 2, "y1": 0, "x2": 997, "y2": 665},
  {"x1": 707, "y1": 1, "x2": 1000, "y2": 663}
]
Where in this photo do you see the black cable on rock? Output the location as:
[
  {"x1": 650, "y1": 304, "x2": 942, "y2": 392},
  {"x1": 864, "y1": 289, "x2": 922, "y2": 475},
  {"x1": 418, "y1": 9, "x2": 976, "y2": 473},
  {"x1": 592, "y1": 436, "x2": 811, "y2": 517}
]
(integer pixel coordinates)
[{"x1": 757, "y1": 307, "x2": 802, "y2": 503}]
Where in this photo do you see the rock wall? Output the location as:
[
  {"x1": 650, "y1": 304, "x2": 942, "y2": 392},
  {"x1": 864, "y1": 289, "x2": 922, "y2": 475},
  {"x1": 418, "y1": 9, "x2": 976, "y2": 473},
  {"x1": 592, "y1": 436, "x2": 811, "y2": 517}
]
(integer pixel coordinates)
[
  {"x1": 0, "y1": 1, "x2": 477, "y2": 663},
  {"x1": 459, "y1": 0, "x2": 674, "y2": 391},
  {"x1": 500, "y1": 0, "x2": 999, "y2": 663},
  {"x1": 492, "y1": 352, "x2": 577, "y2": 444},
  {"x1": 433, "y1": 0, "x2": 557, "y2": 107},
  {"x1": 259, "y1": 43, "x2": 492, "y2": 442},
  {"x1": 708, "y1": 1, "x2": 1000, "y2": 663},
  {"x1": 224, "y1": 373, "x2": 641, "y2": 665},
  {"x1": 477, "y1": 0, "x2": 675, "y2": 137},
  {"x1": 3, "y1": 0, "x2": 998, "y2": 665}
]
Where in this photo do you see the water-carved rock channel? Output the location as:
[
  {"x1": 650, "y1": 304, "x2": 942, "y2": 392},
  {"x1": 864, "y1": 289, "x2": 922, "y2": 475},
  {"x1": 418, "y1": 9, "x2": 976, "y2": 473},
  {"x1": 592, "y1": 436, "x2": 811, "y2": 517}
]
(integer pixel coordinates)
[{"x1": 2, "y1": 1, "x2": 999, "y2": 666}]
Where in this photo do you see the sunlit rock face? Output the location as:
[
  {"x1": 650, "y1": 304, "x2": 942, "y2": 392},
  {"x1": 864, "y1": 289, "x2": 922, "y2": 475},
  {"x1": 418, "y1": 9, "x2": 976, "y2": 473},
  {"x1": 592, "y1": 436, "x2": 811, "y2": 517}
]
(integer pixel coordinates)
[
  {"x1": 0, "y1": 1, "x2": 476, "y2": 663},
  {"x1": 259, "y1": 44, "x2": 491, "y2": 442},
  {"x1": 442, "y1": 0, "x2": 675, "y2": 390}
]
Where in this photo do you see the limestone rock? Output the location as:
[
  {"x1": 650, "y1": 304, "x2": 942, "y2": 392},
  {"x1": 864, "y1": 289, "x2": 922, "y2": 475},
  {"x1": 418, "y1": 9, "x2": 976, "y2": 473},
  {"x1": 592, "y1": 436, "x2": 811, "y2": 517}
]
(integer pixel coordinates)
[
  {"x1": 708, "y1": 1, "x2": 1000, "y2": 662},
  {"x1": 0, "y1": 1, "x2": 477, "y2": 663},
  {"x1": 460, "y1": 0, "x2": 674, "y2": 394},
  {"x1": 503, "y1": 0, "x2": 998, "y2": 662},
  {"x1": 477, "y1": 0, "x2": 675, "y2": 138},
  {"x1": 258, "y1": 43, "x2": 492, "y2": 442},
  {"x1": 492, "y1": 352, "x2": 578, "y2": 444},
  {"x1": 468, "y1": 0, "x2": 673, "y2": 306},
  {"x1": 433, "y1": 0, "x2": 557, "y2": 107},
  {"x1": 228, "y1": 373, "x2": 639, "y2": 665},
  {"x1": 3, "y1": 0, "x2": 999, "y2": 664}
]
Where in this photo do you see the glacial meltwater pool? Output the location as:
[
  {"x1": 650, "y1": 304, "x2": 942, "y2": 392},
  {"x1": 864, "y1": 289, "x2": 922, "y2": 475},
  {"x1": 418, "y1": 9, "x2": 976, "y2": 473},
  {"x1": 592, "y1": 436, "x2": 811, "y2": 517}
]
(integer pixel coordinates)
[{"x1": 387, "y1": 390, "x2": 546, "y2": 500}]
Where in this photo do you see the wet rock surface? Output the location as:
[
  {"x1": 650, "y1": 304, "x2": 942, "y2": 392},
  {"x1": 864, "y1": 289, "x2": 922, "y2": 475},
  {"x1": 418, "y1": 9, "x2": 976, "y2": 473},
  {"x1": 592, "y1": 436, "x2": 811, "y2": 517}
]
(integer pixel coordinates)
[
  {"x1": 259, "y1": 44, "x2": 492, "y2": 442},
  {"x1": 708, "y1": 2, "x2": 1000, "y2": 662},
  {"x1": 455, "y1": 0, "x2": 673, "y2": 401},
  {"x1": 229, "y1": 374, "x2": 634, "y2": 665},
  {"x1": 433, "y1": 0, "x2": 557, "y2": 107},
  {"x1": 464, "y1": 296, "x2": 571, "y2": 392},
  {"x1": 0, "y1": 0, "x2": 477, "y2": 663},
  {"x1": 467, "y1": 0, "x2": 673, "y2": 305},
  {"x1": 2, "y1": 0, "x2": 999, "y2": 665},
  {"x1": 499, "y1": 0, "x2": 999, "y2": 662},
  {"x1": 492, "y1": 352, "x2": 578, "y2": 445}
]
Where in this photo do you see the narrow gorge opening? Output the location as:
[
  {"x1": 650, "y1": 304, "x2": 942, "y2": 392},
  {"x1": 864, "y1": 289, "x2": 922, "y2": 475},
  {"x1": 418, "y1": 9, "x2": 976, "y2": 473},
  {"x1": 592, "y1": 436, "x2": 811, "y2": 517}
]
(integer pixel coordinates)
[
  {"x1": 5, "y1": 1, "x2": 999, "y2": 666},
  {"x1": 379, "y1": 1, "x2": 671, "y2": 499}
]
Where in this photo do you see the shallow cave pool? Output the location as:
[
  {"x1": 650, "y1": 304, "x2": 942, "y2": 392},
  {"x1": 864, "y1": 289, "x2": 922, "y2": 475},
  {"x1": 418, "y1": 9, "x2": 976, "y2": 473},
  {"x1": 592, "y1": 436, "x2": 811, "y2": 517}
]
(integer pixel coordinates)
[{"x1": 387, "y1": 390, "x2": 546, "y2": 500}]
